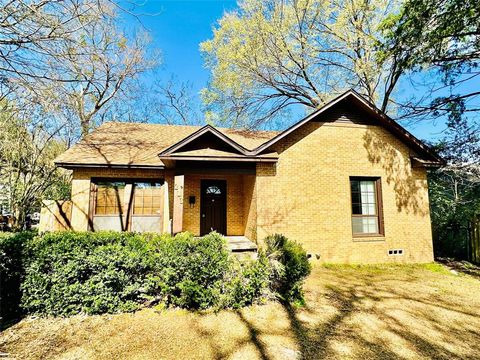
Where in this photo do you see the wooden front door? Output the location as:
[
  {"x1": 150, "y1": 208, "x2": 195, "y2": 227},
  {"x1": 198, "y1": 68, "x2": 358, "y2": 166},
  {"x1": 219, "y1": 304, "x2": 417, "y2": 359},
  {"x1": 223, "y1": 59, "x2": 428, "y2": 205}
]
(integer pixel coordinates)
[{"x1": 200, "y1": 180, "x2": 227, "y2": 235}]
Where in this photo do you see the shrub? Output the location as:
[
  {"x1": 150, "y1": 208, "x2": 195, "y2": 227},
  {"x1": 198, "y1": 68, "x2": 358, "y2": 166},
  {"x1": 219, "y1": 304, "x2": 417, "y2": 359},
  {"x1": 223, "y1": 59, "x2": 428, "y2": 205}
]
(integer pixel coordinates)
[
  {"x1": 264, "y1": 234, "x2": 311, "y2": 302},
  {"x1": 153, "y1": 232, "x2": 231, "y2": 309},
  {"x1": 221, "y1": 253, "x2": 271, "y2": 309},
  {"x1": 0, "y1": 231, "x2": 35, "y2": 326},
  {"x1": 21, "y1": 231, "x2": 161, "y2": 316},
  {"x1": 20, "y1": 231, "x2": 272, "y2": 315},
  {"x1": 10, "y1": 231, "x2": 309, "y2": 318}
]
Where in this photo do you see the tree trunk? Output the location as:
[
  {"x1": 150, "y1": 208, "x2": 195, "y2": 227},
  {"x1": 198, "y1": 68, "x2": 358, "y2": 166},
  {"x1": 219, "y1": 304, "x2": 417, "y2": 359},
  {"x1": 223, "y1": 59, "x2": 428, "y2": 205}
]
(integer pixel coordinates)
[{"x1": 80, "y1": 119, "x2": 90, "y2": 137}]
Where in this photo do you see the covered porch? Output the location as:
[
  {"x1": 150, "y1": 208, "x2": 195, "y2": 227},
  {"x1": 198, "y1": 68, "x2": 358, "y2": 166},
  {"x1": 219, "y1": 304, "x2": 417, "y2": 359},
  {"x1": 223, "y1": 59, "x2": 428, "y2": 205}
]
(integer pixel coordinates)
[{"x1": 171, "y1": 161, "x2": 258, "y2": 244}]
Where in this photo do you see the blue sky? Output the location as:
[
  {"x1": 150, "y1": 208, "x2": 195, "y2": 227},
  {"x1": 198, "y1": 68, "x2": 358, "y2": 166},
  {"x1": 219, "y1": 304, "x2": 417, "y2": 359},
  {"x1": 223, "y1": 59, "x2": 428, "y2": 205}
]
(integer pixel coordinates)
[
  {"x1": 122, "y1": 0, "x2": 448, "y2": 142},
  {"x1": 126, "y1": 0, "x2": 236, "y2": 92}
]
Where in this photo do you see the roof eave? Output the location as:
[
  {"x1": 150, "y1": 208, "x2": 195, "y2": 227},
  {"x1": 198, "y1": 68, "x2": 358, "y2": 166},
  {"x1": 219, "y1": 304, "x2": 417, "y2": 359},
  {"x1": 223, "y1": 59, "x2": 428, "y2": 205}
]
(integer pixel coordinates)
[
  {"x1": 410, "y1": 156, "x2": 446, "y2": 169},
  {"x1": 158, "y1": 155, "x2": 278, "y2": 163},
  {"x1": 55, "y1": 162, "x2": 165, "y2": 170}
]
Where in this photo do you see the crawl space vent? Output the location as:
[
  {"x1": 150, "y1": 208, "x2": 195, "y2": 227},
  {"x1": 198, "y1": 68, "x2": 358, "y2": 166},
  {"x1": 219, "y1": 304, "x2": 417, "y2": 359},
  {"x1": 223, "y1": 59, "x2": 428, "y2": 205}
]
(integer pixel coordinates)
[{"x1": 388, "y1": 249, "x2": 404, "y2": 256}]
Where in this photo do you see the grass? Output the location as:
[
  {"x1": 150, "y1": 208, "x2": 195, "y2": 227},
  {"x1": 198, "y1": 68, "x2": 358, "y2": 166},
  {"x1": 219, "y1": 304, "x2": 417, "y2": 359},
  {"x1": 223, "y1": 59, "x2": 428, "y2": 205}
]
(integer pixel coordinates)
[{"x1": 1, "y1": 262, "x2": 480, "y2": 359}]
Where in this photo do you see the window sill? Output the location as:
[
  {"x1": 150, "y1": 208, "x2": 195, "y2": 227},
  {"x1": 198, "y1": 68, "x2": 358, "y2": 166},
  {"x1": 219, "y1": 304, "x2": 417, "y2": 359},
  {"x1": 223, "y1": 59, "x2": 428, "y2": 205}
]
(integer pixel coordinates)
[
  {"x1": 93, "y1": 214, "x2": 123, "y2": 217},
  {"x1": 352, "y1": 235, "x2": 385, "y2": 242}
]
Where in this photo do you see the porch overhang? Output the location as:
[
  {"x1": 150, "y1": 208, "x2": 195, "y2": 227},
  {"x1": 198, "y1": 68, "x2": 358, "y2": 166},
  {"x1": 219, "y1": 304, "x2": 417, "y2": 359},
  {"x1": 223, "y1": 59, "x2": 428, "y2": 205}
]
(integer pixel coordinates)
[{"x1": 158, "y1": 154, "x2": 278, "y2": 163}]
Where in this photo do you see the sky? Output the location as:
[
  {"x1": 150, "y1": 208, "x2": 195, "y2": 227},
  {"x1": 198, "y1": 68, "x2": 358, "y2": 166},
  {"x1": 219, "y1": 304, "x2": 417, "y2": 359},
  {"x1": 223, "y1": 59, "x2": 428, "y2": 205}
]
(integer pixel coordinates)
[
  {"x1": 121, "y1": 0, "x2": 448, "y2": 142},
  {"x1": 124, "y1": 0, "x2": 236, "y2": 93}
]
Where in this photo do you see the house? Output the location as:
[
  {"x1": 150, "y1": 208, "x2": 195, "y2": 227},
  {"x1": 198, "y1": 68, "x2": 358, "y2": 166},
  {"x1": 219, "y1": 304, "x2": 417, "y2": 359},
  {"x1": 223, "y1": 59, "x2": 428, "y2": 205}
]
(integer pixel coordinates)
[{"x1": 49, "y1": 90, "x2": 443, "y2": 263}]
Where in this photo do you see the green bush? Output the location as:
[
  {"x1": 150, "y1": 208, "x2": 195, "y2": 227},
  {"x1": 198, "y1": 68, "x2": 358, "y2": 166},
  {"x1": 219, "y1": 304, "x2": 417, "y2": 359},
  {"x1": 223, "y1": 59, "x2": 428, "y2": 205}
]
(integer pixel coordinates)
[
  {"x1": 5, "y1": 231, "x2": 309, "y2": 318},
  {"x1": 152, "y1": 232, "x2": 231, "y2": 309},
  {"x1": 221, "y1": 253, "x2": 271, "y2": 309},
  {"x1": 0, "y1": 231, "x2": 36, "y2": 326},
  {"x1": 21, "y1": 231, "x2": 161, "y2": 316},
  {"x1": 264, "y1": 234, "x2": 312, "y2": 302},
  {"x1": 20, "y1": 231, "x2": 273, "y2": 315}
]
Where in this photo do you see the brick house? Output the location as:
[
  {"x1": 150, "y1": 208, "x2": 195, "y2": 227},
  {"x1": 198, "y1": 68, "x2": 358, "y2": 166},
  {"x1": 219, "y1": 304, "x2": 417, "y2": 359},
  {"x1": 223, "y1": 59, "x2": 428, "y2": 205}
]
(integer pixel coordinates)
[{"x1": 50, "y1": 90, "x2": 443, "y2": 263}]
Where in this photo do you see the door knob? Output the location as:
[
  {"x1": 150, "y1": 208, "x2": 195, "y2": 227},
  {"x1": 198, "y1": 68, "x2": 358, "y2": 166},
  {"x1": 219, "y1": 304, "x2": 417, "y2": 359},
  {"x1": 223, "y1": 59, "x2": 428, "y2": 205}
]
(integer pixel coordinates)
[{"x1": 202, "y1": 214, "x2": 205, "y2": 218}]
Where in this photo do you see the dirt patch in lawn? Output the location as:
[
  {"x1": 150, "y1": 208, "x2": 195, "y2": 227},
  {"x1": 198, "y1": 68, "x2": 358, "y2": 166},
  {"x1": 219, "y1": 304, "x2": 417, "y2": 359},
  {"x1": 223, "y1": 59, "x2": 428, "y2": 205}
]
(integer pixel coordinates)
[{"x1": 1, "y1": 263, "x2": 480, "y2": 360}]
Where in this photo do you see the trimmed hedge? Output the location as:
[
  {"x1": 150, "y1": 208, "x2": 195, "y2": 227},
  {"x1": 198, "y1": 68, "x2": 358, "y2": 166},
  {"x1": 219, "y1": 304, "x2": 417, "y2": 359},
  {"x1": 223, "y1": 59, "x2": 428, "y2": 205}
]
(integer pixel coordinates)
[
  {"x1": 0, "y1": 231, "x2": 36, "y2": 326},
  {"x1": 0, "y1": 231, "x2": 310, "y2": 319},
  {"x1": 21, "y1": 231, "x2": 161, "y2": 315}
]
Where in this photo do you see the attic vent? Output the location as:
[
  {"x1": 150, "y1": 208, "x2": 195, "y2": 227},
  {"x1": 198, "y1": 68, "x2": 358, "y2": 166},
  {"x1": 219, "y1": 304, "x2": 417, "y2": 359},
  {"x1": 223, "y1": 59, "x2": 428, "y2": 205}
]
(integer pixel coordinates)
[{"x1": 388, "y1": 249, "x2": 404, "y2": 256}]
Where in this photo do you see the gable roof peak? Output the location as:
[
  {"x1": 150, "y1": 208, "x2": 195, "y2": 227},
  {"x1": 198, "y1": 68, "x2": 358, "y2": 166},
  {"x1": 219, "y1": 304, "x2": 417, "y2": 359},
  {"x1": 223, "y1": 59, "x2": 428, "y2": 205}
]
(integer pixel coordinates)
[
  {"x1": 158, "y1": 123, "x2": 250, "y2": 156},
  {"x1": 253, "y1": 89, "x2": 443, "y2": 164}
]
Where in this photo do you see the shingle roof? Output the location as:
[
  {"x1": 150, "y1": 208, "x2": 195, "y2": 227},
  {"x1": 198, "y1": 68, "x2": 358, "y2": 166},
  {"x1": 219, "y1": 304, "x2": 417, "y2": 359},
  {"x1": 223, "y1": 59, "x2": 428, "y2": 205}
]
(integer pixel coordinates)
[
  {"x1": 54, "y1": 122, "x2": 279, "y2": 168},
  {"x1": 55, "y1": 90, "x2": 443, "y2": 169}
]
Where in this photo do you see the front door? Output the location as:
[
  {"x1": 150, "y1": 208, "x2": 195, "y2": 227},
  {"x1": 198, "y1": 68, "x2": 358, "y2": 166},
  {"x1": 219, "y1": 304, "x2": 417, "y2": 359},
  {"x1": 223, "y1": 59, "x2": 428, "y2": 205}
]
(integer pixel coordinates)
[{"x1": 200, "y1": 180, "x2": 226, "y2": 235}]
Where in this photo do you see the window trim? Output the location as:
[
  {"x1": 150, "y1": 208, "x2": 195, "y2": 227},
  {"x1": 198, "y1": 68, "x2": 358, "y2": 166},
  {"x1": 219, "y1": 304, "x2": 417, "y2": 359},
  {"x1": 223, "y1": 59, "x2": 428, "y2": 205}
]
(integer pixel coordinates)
[{"x1": 349, "y1": 176, "x2": 385, "y2": 238}]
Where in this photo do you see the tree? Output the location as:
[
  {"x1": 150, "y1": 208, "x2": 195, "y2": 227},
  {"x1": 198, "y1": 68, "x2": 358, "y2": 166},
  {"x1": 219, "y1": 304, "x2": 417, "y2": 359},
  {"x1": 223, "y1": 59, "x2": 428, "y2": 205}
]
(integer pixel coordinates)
[
  {"x1": 0, "y1": 1, "x2": 164, "y2": 228},
  {"x1": 153, "y1": 79, "x2": 203, "y2": 125},
  {"x1": 0, "y1": 103, "x2": 70, "y2": 229},
  {"x1": 201, "y1": 0, "x2": 402, "y2": 127},
  {"x1": 427, "y1": 107, "x2": 480, "y2": 259},
  {"x1": 47, "y1": 28, "x2": 157, "y2": 136},
  {"x1": 380, "y1": 0, "x2": 480, "y2": 163},
  {"x1": 0, "y1": 0, "x2": 120, "y2": 90},
  {"x1": 1, "y1": 0, "x2": 159, "y2": 137},
  {"x1": 429, "y1": 161, "x2": 480, "y2": 259}
]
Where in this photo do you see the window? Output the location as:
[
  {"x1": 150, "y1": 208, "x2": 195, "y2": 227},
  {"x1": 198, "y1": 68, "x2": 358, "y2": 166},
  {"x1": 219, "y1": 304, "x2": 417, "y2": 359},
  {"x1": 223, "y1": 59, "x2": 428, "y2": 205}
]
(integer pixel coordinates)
[
  {"x1": 95, "y1": 182, "x2": 126, "y2": 215},
  {"x1": 350, "y1": 177, "x2": 384, "y2": 236},
  {"x1": 205, "y1": 186, "x2": 222, "y2": 195},
  {"x1": 133, "y1": 182, "x2": 163, "y2": 215}
]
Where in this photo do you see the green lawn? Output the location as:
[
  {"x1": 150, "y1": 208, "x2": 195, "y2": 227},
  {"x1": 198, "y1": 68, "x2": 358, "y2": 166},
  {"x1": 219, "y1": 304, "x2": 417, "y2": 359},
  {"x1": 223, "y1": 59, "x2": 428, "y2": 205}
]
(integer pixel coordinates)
[{"x1": 1, "y1": 263, "x2": 479, "y2": 359}]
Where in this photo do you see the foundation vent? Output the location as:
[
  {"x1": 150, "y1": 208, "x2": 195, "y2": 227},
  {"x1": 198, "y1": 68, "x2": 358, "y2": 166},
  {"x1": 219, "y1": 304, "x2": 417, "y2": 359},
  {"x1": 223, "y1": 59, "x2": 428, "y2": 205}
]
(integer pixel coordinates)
[{"x1": 388, "y1": 249, "x2": 404, "y2": 256}]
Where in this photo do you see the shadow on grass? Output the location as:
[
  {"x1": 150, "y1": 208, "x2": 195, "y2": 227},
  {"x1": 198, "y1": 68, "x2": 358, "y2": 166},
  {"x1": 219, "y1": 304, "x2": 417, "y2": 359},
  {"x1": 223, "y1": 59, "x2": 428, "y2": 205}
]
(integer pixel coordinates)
[
  {"x1": 2, "y1": 266, "x2": 479, "y2": 360},
  {"x1": 188, "y1": 266, "x2": 480, "y2": 360},
  {"x1": 277, "y1": 268, "x2": 480, "y2": 360},
  {"x1": 282, "y1": 288, "x2": 400, "y2": 360}
]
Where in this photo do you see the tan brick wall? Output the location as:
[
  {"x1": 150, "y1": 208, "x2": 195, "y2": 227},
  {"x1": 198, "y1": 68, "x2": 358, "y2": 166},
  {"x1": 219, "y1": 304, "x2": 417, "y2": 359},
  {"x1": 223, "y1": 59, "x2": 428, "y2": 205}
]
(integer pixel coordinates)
[
  {"x1": 70, "y1": 168, "x2": 172, "y2": 231},
  {"x1": 255, "y1": 122, "x2": 434, "y2": 264},
  {"x1": 182, "y1": 173, "x2": 254, "y2": 236}
]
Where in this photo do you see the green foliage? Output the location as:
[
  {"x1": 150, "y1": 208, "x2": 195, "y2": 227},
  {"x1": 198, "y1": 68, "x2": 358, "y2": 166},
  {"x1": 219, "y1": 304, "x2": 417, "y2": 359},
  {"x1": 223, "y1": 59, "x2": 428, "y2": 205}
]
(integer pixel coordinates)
[
  {"x1": 3, "y1": 231, "x2": 310, "y2": 319},
  {"x1": 381, "y1": 0, "x2": 479, "y2": 73},
  {"x1": 201, "y1": 0, "x2": 401, "y2": 126},
  {"x1": 152, "y1": 232, "x2": 231, "y2": 309},
  {"x1": 428, "y1": 168, "x2": 480, "y2": 259},
  {"x1": 264, "y1": 234, "x2": 312, "y2": 302},
  {"x1": 21, "y1": 231, "x2": 160, "y2": 316},
  {"x1": 380, "y1": 0, "x2": 480, "y2": 151},
  {"x1": 0, "y1": 105, "x2": 70, "y2": 228},
  {"x1": 18, "y1": 231, "x2": 276, "y2": 316},
  {"x1": 0, "y1": 231, "x2": 36, "y2": 327},
  {"x1": 221, "y1": 253, "x2": 271, "y2": 309}
]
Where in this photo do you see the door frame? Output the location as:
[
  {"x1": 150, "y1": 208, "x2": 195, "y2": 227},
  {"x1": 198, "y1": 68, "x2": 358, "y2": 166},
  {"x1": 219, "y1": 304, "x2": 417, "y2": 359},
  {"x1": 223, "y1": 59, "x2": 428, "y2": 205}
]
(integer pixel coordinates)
[{"x1": 200, "y1": 179, "x2": 227, "y2": 236}]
